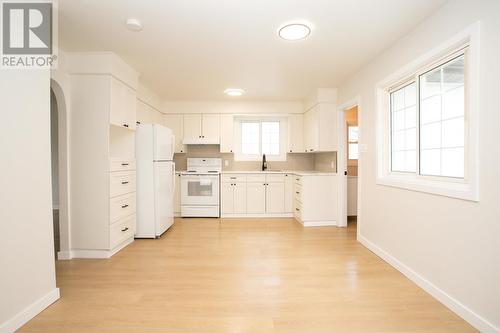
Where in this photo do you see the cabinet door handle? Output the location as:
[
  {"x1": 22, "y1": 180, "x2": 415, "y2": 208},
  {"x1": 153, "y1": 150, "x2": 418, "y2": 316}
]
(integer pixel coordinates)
[
  {"x1": 121, "y1": 227, "x2": 129, "y2": 232},
  {"x1": 295, "y1": 208, "x2": 300, "y2": 211},
  {"x1": 121, "y1": 181, "x2": 129, "y2": 185},
  {"x1": 123, "y1": 124, "x2": 129, "y2": 128},
  {"x1": 136, "y1": 121, "x2": 141, "y2": 125},
  {"x1": 230, "y1": 177, "x2": 237, "y2": 179},
  {"x1": 121, "y1": 163, "x2": 129, "y2": 166},
  {"x1": 121, "y1": 204, "x2": 129, "y2": 208},
  {"x1": 296, "y1": 191, "x2": 300, "y2": 194}
]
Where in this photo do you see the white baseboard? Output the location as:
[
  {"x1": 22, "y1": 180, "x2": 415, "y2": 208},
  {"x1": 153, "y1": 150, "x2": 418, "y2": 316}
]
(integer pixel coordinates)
[
  {"x1": 57, "y1": 250, "x2": 71, "y2": 260},
  {"x1": 0, "y1": 288, "x2": 60, "y2": 333},
  {"x1": 298, "y1": 219, "x2": 337, "y2": 227},
  {"x1": 70, "y1": 237, "x2": 134, "y2": 259},
  {"x1": 358, "y1": 235, "x2": 500, "y2": 333},
  {"x1": 221, "y1": 213, "x2": 293, "y2": 219}
]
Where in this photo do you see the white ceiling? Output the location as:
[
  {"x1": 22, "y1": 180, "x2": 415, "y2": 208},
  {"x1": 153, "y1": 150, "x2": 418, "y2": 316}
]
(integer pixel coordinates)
[{"x1": 58, "y1": 0, "x2": 446, "y2": 101}]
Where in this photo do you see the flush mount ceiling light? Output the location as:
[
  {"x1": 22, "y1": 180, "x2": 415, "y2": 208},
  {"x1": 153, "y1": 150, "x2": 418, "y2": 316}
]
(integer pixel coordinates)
[
  {"x1": 126, "y1": 18, "x2": 143, "y2": 31},
  {"x1": 278, "y1": 22, "x2": 311, "y2": 41},
  {"x1": 224, "y1": 88, "x2": 245, "y2": 97}
]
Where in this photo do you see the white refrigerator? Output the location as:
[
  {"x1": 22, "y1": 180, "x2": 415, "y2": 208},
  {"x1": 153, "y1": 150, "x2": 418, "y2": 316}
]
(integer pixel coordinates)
[{"x1": 136, "y1": 124, "x2": 175, "y2": 238}]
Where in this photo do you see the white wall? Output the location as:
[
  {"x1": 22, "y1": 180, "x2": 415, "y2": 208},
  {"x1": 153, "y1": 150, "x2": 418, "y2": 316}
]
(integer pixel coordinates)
[
  {"x1": 161, "y1": 100, "x2": 303, "y2": 114},
  {"x1": 0, "y1": 69, "x2": 59, "y2": 332},
  {"x1": 338, "y1": 0, "x2": 500, "y2": 331}
]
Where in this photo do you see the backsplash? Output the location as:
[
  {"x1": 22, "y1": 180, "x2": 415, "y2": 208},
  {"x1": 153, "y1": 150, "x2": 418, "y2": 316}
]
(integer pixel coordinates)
[{"x1": 173, "y1": 145, "x2": 337, "y2": 172}]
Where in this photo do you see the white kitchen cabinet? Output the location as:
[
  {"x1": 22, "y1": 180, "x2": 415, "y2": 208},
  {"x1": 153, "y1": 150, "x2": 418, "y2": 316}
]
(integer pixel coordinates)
[
  {"x1": 246, "y1": 182, "x2": 266, "y2": 214},
  {"x1": 221, "y1": 175, "x2": 247, "y2": 215},
  {"x1": 293, "y1": 174, "x2": 338, "y2": 227},
  {"x1": 303, "y1": 103, "x2": 337, "y2": 152},
  {"x1": 265, "y1": 182, "x2": 285, "y2": 214},
  {"x1": 284, "y1": 173, "x2": 293, "y2": 213},
  {"x1": 183, "y1": 114, "x2": 202, "y2": 142},
  {"x1": 202, "y1": 114, "x2": 220, "y2": 143},
  {"x1": 110, "y1": 78, "x2": 136, "y2": 130},
  {"x1": 136, "y1": 100, "x2": 152, "y2": 124},
  {"x1": 164, "y1": 114, "x2": 185, "y2": 153},
  {"x1": 182, "y1": 114, "x2": 220, "y2": 144},
  {"x1": 174, "y1": 173, "x2": 181, "y2": 216},
  {"x1": 288, "y1": 114, "x2": 304, "y2": 153},
  {"x1": 221, "y1": 183, "x2": 234, "y2": 215},
  {"x1": 220, "y1": 114, "x2": 234, "y2": 153}
]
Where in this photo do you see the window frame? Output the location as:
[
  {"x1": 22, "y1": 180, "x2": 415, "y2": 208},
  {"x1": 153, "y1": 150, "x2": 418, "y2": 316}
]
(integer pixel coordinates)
[
  {"x1": 375, "y1": 23, "x2": 480, "y2": 201},
  {"x1": 233, "y1": 116, "x2": 288, "y2": 162}
]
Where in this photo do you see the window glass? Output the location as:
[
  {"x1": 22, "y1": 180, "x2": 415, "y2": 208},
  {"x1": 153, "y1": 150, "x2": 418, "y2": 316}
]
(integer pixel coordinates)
[
  {"x1": 261, "y1": 121, "x2": 280, "y2": 155},
  {"x1": 241, "y1": 122, "x2": 260, "y2": 155},
  {"x1": 391, "y1": 82, "x2": 417, "y2": 172},
  {"x1": 419, "y1": 54, "x2": 465, "y2": 178}
]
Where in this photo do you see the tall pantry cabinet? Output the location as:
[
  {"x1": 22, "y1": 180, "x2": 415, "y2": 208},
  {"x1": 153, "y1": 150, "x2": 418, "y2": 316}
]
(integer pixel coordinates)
[{"x1": 68, "y1": 53, "x2": 139, "y2": 258}]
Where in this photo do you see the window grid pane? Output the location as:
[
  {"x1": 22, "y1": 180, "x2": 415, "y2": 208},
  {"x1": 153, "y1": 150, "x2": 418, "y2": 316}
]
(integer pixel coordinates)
[
  {"x1": 241, "y1": 122, "x2": 260, "y2": 155},
  {"x1": 261, "y1": 121, "x2": 280, "y2": 155},
  {"x1": 419, "y1": 54, "x2": 465, "y2": 178},
  {"x1": 391, "y1": 82, "x2": 417, "y2": 172}
]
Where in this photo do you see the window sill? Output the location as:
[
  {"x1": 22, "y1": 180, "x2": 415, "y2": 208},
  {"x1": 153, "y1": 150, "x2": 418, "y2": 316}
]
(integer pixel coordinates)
[{"x1": 376, "y1": 174, "x2": 479, "y2": 202}]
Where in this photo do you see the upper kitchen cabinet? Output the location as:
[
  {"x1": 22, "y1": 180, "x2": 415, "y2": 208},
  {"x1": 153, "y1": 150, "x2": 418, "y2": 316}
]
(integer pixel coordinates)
[
  {"x1": 287, "y1": 114, "x2": 304, "y2": 153},
  {"x1": 220, "y1": 114, "x2": 234, "y2": 153},
  {"x1": 110, "y1": 77, "x2": 137, "y2": 130},
  {"x1": 183, "y1": 114, "x2": 220, "y2": 144},
  {"x1": 164, "y1": 114, "x2": 185, "y2": 153},
  {"x1": 303, "y1": 89, "x2": 338, "y2": 152}
]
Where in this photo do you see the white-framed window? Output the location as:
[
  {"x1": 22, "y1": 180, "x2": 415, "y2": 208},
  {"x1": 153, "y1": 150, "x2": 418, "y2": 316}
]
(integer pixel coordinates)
[
  {"x1": 234, "y1": 117, "x2": 287, "y2": 161},
  {"x1": 348, "y1": 126, "x2": 359, "y2": 160},
  {"x1": 376, "y1": 23, "x2": 479, "y2": 201}
]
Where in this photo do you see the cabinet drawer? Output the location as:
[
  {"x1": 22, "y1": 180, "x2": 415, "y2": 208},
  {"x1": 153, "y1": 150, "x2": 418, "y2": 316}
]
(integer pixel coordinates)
[
  {"x1": 294, "y1": 186, "x2": 303, "y2": 203},
  {"x1": 266, "y1": 174, "x2": 285, "y2": 183},
  {"x1": 110, "y1": 215, "x2": 136, "y2": 249},
  {"x1": 293, "y1": 200, "x2": 302, "y2": 221},
  {"x1": 110, "y1": 193, "x2": 136, "y2": 224},
  {"x1": 221, "y1": 174, "x2": 247, "y2": 183},
  {"x1": 110, "y1": 159, "x2": 136, "y2": 172},
  {"x1": 246, "y1": 174, "x2": 266, "y2": 183},
  {"x1": 110, "y1": 171, "x2": 136, "y2": 198}
]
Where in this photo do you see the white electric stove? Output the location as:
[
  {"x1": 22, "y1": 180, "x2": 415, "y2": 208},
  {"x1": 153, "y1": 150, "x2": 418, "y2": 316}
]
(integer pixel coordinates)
[{"x1": 180, "y1": 158, "x2": 221, "y2": 217}]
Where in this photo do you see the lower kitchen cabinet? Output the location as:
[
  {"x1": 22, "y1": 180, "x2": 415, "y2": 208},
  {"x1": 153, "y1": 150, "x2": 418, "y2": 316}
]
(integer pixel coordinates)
[
  {"x1": 265, "y1": 182, "x2": 285, "y2": 214},
  {"x1": 221, "y1": 182, "x2": 247, "y2": 215},
  {"x1": 246, "y1": 182, "x2": 266, "y2": 214},
  {"x1": 174, "y1": 172, "x2": 181, "y2": 216},
  {"x1": 293, "y1": 174, "x2": 338, "y2": 227}
]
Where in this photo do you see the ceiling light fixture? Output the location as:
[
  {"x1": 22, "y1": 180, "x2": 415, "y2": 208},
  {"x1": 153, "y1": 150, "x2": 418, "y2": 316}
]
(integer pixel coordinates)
[
  {"x1": 278, "y1": 22, "x2": 311, "y2": 41},
  {"x1": 224, "y1": 88, "x2": 245, "y2": 97},
  {"x1": 126, "y1": 18, "x2": 143, "y2": 31}
]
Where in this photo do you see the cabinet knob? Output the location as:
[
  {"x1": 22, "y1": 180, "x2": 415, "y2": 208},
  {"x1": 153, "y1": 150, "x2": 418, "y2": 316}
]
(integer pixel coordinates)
[
  {"x1": 136, "y1": 121, "x2": 141, "y2": 125},
  {"x1": 123, "y1": 124, "x2": 129, "y2": 128}
]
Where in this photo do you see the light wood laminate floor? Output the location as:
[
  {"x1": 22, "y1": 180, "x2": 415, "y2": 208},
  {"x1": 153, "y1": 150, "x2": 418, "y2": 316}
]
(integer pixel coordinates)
[{"x1": 20, "y1": 218, "x2": 476, "y2": 333}]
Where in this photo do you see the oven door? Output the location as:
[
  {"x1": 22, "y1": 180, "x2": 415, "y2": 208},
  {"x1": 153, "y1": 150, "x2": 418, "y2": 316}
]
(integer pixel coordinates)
[{"x1": 181, "y1": 174, "x2": 219, "y2": 206}]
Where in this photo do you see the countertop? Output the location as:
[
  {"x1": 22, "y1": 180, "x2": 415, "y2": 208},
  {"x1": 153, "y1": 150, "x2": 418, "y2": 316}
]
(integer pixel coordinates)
[
  {"x1": 220, "y1": 170, "x2": 337, "y2": 176},
  {"x1": 175, "y1": 170, "x2": 337, "y2": 176}
]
